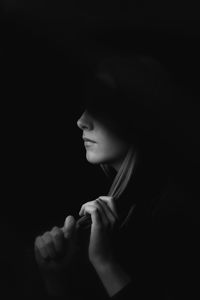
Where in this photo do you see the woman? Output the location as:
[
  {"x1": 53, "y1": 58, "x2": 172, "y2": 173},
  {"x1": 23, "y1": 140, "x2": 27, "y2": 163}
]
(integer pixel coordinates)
[{"x1": 34, "y1": 55, "x2": 199, "y2": 299}]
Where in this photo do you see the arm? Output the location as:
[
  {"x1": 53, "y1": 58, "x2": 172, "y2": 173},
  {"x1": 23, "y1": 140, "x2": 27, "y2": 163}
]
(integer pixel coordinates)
[
  {"x1": 93, "y1": 260, "x2": 132, "y2": 297},
  {"x1": 79, "y1": 196, "x2": 135, "y2": 298}
]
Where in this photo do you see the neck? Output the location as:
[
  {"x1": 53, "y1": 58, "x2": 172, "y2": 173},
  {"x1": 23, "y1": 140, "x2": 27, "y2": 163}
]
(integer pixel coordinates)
[
  {"x1": 111, "y1": 159, "x2": 124, "y2": 173},
  {"x1": 107, "y1": 146, "x2": 137, "y2": 201},
  {"x1": 110, "y1": 148, "x2": 133, "y2": 172}
]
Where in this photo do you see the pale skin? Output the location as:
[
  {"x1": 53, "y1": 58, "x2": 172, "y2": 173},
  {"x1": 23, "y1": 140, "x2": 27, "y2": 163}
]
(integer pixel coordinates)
[{"x1": 34, "y1": 110, "x2": 132, "y2": 297}]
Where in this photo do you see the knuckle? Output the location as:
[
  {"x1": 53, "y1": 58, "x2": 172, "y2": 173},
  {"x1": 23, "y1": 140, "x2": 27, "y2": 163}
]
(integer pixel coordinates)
[
  {"x1": 85, "y1": 200, "x2": 96, "y2": 206},
  {"x1": 36, "y1": 243, "x2": 46, "y2": 255},
  {"x1": 82, "y1": 201, "x2": 90, "y2": 208},
  {"x1": 42, "y1": 231, "x2": 49, "y2": 238},
  {"x1": 51, "y1": 226, "x2": 62, "y2": 236},
  {"x1": 43, "y1": 232, "x2": 52, "y2": 244},
  {"x1": 92, "y1": 207, "x2": 98, "y2": 213},
  {"x1": 34, "y1": 236, "x2": 40, "y2": 246},
  {"x1": 94, "y1": 200, "x2": 100, "y2": 207},
  {"x1": 52, "y1": 226, "x2": 59, "y2": 232},
  {"x1": 35, "y1": 236, "x2": 45, "y2": 249}
]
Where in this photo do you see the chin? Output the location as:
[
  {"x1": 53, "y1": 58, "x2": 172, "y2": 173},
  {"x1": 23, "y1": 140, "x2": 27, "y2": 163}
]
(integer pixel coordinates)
[{"x1": 86, "y1": 152, "x2": 106, "y2": 165}]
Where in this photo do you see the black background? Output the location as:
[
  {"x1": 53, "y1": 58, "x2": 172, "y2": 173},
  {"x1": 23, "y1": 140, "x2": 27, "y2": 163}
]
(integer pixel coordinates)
[
  {"x1": 1, "y1": 0, "x2": 200, "y2": 237},
  {"x1": 1, "y1": 1, "x2": 200, "y2": 296}
]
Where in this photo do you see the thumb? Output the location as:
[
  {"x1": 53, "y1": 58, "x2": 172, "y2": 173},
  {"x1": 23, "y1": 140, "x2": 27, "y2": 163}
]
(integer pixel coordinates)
[{"x1": 62, "y1": 215, "x2": 76, "y2": 239}]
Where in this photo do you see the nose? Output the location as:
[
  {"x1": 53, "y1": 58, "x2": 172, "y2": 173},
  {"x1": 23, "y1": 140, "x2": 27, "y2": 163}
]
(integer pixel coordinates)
[{"x1": 77, "y1": 111, "x2": 93, "y2": 131}]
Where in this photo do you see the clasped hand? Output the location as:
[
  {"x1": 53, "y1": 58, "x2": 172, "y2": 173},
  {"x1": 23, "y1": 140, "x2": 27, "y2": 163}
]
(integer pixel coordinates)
[
  {"x1": 79, "y1": 196, "x2": 119, "y2": 267},
  {"x1": 34, "y1": 196, "x2": 119, "y2": 273}
]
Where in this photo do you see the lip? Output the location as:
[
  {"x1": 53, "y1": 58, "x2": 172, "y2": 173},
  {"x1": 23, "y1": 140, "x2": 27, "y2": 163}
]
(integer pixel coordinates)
[{"x1": 82, "y1": 137, "x2": 97, "y2": 143}]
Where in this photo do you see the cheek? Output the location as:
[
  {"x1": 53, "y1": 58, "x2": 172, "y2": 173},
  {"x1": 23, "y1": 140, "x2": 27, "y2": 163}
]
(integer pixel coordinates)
[
  {"x1": 85, "y1": 138, "x2": 129, "y2": 165},
  {"x1": 84, "y1": 139, "x2": 113, "y2": 164},
  {"x1": 100, "y1": 136, "x2": 128, "y2": 160}
]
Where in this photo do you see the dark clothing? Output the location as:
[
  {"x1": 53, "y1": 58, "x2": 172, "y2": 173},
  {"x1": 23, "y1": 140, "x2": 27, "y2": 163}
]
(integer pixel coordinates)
[
  {"x1": 22, "y1": 160, "x2": 200, "y2": 299},
  {"x1": 67, "y1": 159, "x2": 199, "y2": 300}
]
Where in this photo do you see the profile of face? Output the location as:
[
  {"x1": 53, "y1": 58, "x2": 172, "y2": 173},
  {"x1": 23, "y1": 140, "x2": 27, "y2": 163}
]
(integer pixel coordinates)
[{"x1": 77, "y1": 110, "x2": 130, "y2": 171}]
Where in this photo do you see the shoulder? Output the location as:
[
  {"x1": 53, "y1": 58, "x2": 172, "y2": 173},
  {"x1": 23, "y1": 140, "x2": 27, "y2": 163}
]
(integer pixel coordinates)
[{"x1": 117, "y1": 174, "x2": 200, "y2": 299}]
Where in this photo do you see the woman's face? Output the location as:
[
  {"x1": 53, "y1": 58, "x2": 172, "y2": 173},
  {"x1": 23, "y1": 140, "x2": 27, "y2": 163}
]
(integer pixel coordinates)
[{"x1": 77, "y1": 110, "x2": 130, "y2": 171}]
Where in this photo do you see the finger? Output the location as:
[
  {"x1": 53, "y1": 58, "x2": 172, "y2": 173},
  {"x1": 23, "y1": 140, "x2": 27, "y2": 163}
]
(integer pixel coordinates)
[
  {"x1": 80, "y1": 197, "x2": 118, "y2": 218},
  {"x1": 82, "y1": 204, "x2": 103, "y2": 228},
  {"x1": 79, "y1": 205, "x2": 84, "y2": 217},
  {"x1": 91, "y1": 208, "x2": 102, "y2": 229},
  {"x1": 62, "y1": 215, "x2": 76, "y2": 239},
  {"x1": 79, "y1": 199, "x2": 97, "y2": 216},
  {"x1": 80, "y1": 201, "x2": 109, "y2": 227},
  {"x1": 76, "y1": 214, "x2": 91, "y2": 230},
  {"x1": 51, "y1": 226, "x2": 64, "y2": 254},
  {"x1": 94, "y1": 200, "x2": 110, "y2": 226},
  {"x1": 41, "y1": 232, "x2": 57, "y2": 259},
  {"x1": 97, "y1": 198, "x2": 116, "y2": 224},
  {"x1": 80, "y1": 201, "x2": 107, "y2": 222},
  {"x1": 99, "y1": 196, "x2": 118, "y2": 218},
  {"x1": 34, "y1": 236, "x2": 49, "y2": 260}
]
